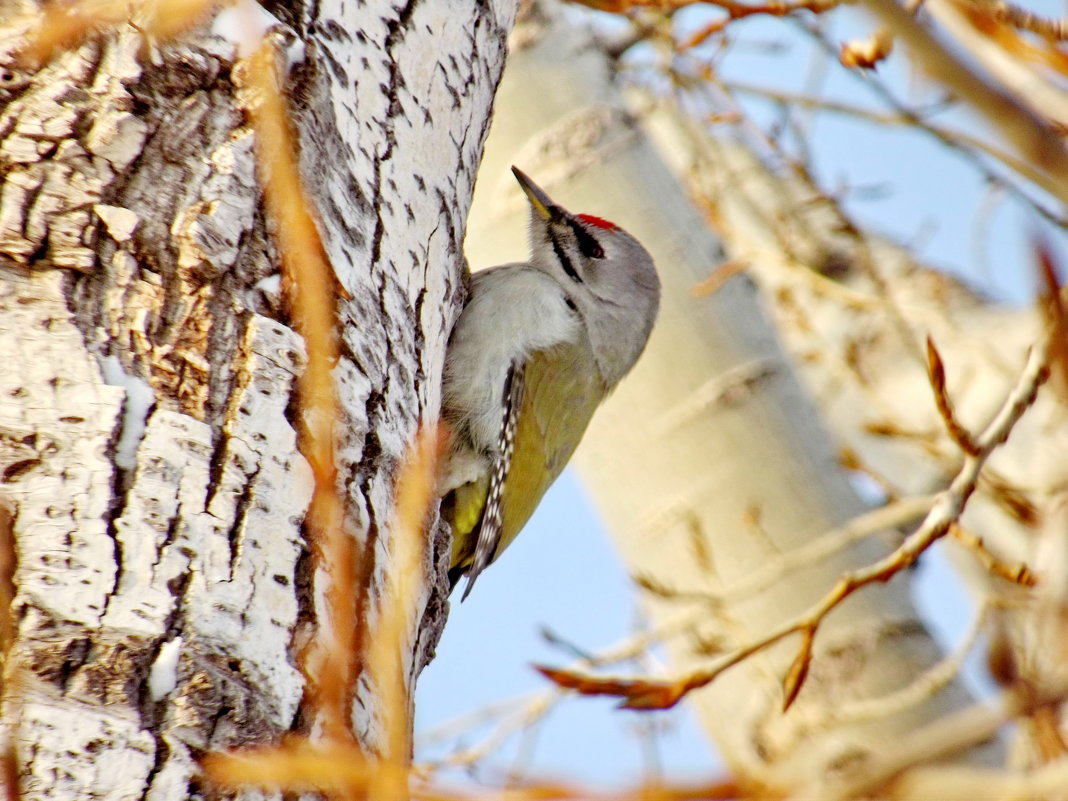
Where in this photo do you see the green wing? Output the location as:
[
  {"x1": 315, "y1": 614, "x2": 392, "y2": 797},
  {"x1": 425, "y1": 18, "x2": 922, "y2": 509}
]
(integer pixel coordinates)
[
  {"x1": 449, "y1": 334, "x2": 606, "y2": 589},
  {"x1": 498, "y1": 338, "x2": 604, "y2": 554}
]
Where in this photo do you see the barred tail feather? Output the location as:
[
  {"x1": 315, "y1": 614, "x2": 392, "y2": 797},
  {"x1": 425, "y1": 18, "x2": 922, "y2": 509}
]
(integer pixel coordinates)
[{"x1": 461, "y1": 360, "x2": 525, "y2": 600}]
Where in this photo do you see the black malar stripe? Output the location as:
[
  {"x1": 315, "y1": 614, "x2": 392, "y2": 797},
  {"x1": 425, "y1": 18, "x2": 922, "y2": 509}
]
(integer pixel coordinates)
[{"x1": 551, "y1": 234, "x2": 583, "y2": 283}]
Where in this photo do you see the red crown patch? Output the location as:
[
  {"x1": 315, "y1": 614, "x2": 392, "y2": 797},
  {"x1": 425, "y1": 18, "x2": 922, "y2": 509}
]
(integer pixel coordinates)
[{"x1": 576, "y1": 213, "x2": 618, "y2": 231}]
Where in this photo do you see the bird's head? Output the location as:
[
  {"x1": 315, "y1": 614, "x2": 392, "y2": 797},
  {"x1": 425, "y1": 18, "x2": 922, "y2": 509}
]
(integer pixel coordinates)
[{"x1": 512, "y1": 166, "x2": 661, "y2": 386}]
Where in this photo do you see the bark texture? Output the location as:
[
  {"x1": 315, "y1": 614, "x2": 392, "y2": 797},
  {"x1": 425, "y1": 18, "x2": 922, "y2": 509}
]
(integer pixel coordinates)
[{"x1": 0, "y1": 0, "x2": 515, "y2": 796}]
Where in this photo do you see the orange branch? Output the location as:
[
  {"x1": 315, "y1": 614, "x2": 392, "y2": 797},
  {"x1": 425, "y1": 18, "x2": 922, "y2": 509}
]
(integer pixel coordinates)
[
  {"x1": 538, "y1": 340, "x2": 1049, "y2": 710},
  {"x1": 680, "y1": 0, "x2": 844, "y2": 48},
  {"x1": 1036, "y1": 236, "x2": 1068, "y2": 403},
  {"x1": 241, "y1": 40, "x2": 355, "y2": 743},
  {"x1": 926, "y1": 336, "x2": 981, "y2": 456},
  {"x1": 950, "y1": 523, "x2": 1036, "y2": 586},
  {"x1": 17, "y1": 0, "x2": 218, "y2": 67}
]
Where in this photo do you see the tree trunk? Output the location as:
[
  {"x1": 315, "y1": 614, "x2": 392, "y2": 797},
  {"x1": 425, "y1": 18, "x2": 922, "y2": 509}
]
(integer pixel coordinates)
[
  {"x1": 0, "y1": 0, "x2": 515, "y2": 797},
  {"x1": 465, "y1": 1, "x2": 999, "y2": 789}
]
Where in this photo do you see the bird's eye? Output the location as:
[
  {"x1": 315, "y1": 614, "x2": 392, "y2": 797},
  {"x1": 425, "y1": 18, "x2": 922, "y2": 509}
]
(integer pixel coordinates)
[
  {"x1": 581, "y1": 237, "x2": 604, "y2": 259},
  {"x1": 571, "y1": 222, "x2": 605, "y2": 260}
]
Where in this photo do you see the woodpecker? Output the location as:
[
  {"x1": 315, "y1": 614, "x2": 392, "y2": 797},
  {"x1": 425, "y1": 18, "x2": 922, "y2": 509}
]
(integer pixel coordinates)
[{"x1": 440, "y1": 167, "x2": 660, "y2": 599}]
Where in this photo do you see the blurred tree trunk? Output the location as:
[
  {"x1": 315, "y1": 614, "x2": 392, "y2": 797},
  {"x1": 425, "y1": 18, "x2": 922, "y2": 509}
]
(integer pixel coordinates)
[
  {"x1": 0, "y1": 0, "x2": 513, "y2": 797},
  {"x1": 652, "y1": 115, "x2": 1051, "y2": 576},
  {"x1": 465, "y1": 1, "x2": 1002, "y2": 789}
]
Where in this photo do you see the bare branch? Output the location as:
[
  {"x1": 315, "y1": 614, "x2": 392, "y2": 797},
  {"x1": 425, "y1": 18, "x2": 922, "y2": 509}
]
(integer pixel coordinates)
[
  {"x1": 926, "y1": 336, "x2": 981, "y2": 456},
  {"x1": 858, "y1": 0, "x2": 1068, "y2": 206},
  {"x1": 537, "y1": 339, "x2": 1048, "y2": 710},
  {"x1": 16, "y1": 0, "x2": 216, "y2": 66},
  {"x1": 950, "y1": 523, "x2": 1036, "y2": 585}
]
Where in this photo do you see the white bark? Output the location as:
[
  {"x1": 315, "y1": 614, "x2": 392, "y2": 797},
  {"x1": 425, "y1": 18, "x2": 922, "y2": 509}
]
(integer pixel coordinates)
[
  {"x1": 0, "y1": 0, "x2": 516, "y2": 796},
  {"x1": 281, "y1": 0, "x2": 516, "y2": 748},
  {"x1": 465, "y1": 2, "x2": 996, "y2": 789}
]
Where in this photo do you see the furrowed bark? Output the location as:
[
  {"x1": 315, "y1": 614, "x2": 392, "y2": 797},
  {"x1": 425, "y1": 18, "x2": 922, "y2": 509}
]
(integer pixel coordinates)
[{"x1": 0, "y1": 0, "x2": 515, "y2": 796}]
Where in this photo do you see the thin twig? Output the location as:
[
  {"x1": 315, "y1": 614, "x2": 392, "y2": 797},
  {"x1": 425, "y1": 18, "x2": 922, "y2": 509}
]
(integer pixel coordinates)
[
  {"x1": 368, "y1": 427, "x2": 441, "y2": 798},
  {"x1": 433, "y1": 695, "x2": 561, "y2": 772},
  {"x1": 16, "y1": 0, "x2": 217, "y2": 66},
  {"x1": 678, "y1": 0, "x2": 845, "y2": 47},
  {"x1": 926, "y1": 336, "x2": 981, "y2": 455},
  {"x1": 635, "y1": 495, "x2": 935, "y2": 607},
  {"x1": 859, "y1": 0, "x2": 1068, "y2": 206},
  {"x1": 720, "y1": 495, "x2": 935, "y2": 602},
  {"x1": 723, "y1": 79, "x2": 1053, "y2": 194},
  {"x1": 950, "y1": 523, "x2": 1035, "y2": 585},
  {"x1": 242, "y1": 38, "x2": 356, "y2": 744},
  {"x1": 791, "y1": 20, "x2": 1066, "y2": 227}
]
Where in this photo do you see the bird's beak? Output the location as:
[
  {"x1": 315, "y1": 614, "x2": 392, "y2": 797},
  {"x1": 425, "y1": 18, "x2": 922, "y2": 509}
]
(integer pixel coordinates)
[{"x1": 512, "y1": 166, "x2": 561, "y2": 222}]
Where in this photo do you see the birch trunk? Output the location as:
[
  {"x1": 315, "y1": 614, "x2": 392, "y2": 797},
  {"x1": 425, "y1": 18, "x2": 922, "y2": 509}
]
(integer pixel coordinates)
[
  {"x1": 0, "y1": 0, "x2": 515, "y2": 797},
  {"x1": 465, "y1": 2, "x2": 997, "y2": 789}
]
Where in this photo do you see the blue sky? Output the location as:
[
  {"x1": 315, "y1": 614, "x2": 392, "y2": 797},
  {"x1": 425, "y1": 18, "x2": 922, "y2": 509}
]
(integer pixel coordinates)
[
  {"x1": 416, "y1": 0, "x2": 1062, "y2": 787},
  {"x1": 416, "y1": 471, "x2": 720, "y2": 787}
]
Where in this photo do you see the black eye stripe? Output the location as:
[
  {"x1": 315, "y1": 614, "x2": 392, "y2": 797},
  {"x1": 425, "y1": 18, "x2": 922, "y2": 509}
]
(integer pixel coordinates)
[
  {"x1": 551, "y1": 234, "x2": 583, "y2": 283},
  {"x1": 569, "y1": 220, "x2": 604, "y2": 259}
]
